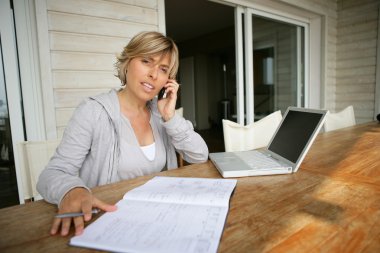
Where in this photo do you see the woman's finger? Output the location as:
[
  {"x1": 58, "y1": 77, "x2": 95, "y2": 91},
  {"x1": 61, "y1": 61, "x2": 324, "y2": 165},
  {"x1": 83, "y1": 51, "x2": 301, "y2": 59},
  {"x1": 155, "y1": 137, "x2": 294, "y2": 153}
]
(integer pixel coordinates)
[
  {"x1": 73, "y1": 216, "x2": 85, "y2": 236},
  {"x1": 50, "y1": 217, "x2": 62, "y2": 235},
  {"x1": 81, "y1": 197, "x2": 94, "y2": 222},
  {"x1": 60, "y1": 217, "x2": 72, "y2": 236},
  {"x1": 92, "y1": 197, "x2": 117, "y2": 213}
]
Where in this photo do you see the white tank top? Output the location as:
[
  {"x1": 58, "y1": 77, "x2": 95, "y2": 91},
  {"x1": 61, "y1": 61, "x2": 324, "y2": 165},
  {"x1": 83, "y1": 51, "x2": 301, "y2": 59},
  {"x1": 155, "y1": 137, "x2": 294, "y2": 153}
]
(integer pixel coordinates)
[{"x1": 140, "y1": 142, "x2": 156, "y2": 161}]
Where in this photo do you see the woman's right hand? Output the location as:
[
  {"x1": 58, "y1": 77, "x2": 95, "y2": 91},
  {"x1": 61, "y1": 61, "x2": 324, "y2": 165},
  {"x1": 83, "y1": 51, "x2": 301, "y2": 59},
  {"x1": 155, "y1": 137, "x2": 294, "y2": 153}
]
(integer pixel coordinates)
[{"x1": 51, "y1": 187, "x2": 117, "y2": 236}]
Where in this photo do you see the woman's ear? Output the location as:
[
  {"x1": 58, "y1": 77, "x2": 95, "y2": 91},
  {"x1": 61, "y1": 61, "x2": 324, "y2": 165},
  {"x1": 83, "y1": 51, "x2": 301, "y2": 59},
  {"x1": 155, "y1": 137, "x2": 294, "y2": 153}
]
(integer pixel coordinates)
[
  {"x1": 123, "y1": 60, "x2": 130, "y2": 81},
  {"x1": 123, "y1": 69, "x2": 128, "y2": 85}
]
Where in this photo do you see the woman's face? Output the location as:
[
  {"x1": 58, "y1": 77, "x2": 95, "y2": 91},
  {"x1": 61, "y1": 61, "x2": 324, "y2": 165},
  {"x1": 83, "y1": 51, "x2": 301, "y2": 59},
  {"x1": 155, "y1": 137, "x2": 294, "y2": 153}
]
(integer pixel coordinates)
[{"x1": 126, "y1": 54, "x2": 171, "y2": 101}]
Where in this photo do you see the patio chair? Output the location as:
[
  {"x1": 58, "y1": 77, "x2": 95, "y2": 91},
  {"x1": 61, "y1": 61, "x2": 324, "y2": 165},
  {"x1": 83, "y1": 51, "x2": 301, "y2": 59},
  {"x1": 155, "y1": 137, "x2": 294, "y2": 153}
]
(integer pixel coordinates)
[
  {"x1": 222, "y1": 110, "x2": 282, "y2": 152},
  {"x1": 17, "y1": 139, "x2": 60, "y2": 203},
  {"x1": 324, "y1": 105, "x2": 356, "y2": 132}
]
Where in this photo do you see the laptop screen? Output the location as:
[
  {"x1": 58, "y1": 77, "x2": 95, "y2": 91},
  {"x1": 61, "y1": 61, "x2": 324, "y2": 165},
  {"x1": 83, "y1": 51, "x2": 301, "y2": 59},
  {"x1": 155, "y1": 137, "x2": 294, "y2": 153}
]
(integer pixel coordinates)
[{"x1": 268, "y1": 109, "x2": 324, "y2": 163}]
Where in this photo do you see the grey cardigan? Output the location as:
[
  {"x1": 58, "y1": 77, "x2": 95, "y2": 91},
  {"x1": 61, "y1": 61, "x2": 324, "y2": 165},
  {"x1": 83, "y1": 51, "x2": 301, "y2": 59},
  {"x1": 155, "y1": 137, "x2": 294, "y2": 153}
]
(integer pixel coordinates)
[{"x1": 37, "y1": 89, "x2": 209, "y2": 205}]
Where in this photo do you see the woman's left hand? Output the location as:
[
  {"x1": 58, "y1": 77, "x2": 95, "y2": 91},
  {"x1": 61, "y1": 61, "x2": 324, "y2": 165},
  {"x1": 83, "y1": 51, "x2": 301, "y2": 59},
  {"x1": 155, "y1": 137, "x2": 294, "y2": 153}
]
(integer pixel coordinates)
[{"x1": 157, "y1": 79, "x2": 180, "y2": 121}]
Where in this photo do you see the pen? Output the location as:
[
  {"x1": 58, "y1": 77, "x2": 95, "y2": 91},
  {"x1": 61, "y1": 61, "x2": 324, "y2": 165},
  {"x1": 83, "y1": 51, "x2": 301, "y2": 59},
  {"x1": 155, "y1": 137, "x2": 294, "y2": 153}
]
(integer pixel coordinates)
[{"x1": 55, "y1": 208, "x2": 100, "y2": 218}]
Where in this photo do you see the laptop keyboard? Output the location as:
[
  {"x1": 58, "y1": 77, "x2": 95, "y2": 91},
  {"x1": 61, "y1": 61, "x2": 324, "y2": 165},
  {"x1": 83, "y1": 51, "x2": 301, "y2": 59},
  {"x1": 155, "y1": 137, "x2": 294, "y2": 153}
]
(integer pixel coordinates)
[{"x1": 235, "y1": 151, "x2": 285, "y2": 169}]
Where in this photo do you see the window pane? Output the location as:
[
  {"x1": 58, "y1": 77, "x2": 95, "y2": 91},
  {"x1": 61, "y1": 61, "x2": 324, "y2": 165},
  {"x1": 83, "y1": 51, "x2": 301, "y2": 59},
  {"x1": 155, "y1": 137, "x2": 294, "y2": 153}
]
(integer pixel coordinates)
[
  {"x1": 0, "y1": 39, "x2": 19, "y2": 208},
  {"x1": 252, "y1": 15, "x2": 304, "y2": 120}
]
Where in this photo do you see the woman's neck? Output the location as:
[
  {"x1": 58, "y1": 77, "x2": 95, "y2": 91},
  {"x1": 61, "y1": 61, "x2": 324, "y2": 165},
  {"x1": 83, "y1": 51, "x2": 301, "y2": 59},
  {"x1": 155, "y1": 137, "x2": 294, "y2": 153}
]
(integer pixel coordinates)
[
  {"x1": 118, "y1": 87, "x2": 153, "y2": 146},
  {"x1": 118, "y1": 87, "x2": 148, "y2": 117}
]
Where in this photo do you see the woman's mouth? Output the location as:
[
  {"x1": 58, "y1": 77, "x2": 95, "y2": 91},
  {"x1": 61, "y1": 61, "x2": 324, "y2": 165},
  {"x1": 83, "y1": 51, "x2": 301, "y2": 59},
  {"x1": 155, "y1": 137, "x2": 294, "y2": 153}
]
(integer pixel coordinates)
[{"x1": 141, "y1": 82, "x2": 154, "y2": 92}]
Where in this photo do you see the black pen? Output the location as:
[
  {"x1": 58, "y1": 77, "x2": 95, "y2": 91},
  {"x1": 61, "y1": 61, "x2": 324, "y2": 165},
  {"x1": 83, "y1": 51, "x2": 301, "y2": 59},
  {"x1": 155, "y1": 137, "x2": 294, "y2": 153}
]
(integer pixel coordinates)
[{"x1": 55, "y1": 209, "x2": 100, "y2": 218}]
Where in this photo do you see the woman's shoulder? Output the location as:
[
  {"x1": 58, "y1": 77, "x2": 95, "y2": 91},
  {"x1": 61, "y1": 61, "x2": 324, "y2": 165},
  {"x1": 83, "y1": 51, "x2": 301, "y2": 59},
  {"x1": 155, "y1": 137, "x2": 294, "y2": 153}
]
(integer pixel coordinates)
[{"x1": 74, "y1": 89, "x2": 120, "y2": 120}]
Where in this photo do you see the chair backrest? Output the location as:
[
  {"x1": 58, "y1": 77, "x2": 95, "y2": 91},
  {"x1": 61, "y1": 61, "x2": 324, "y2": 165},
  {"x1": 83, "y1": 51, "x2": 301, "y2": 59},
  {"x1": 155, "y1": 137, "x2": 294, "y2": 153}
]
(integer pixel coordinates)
[
  {"x1": 223, "y1": 110, "x2": 282, "y2": 152},
  {"x1": 17, "y1": 139, "x2": 60, "y2": 202},
  {"x1": 324, "y1": 105, "x2": 356, "y2": 132},
  {"x1": 175, "y1": 107, "x2": 183, "y2": 117}
]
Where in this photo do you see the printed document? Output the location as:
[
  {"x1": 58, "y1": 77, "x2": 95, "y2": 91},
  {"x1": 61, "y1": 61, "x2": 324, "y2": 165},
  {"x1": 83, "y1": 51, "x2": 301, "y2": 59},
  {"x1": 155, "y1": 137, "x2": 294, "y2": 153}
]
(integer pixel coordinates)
[{"x1": 70, "y1": 176, "x2": 237, "y2": 253}]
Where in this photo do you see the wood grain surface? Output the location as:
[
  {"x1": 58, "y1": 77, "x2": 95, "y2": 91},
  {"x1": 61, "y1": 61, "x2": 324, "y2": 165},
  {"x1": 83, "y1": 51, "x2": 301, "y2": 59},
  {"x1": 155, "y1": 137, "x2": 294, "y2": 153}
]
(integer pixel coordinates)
[{"x1": 1, "y1": 122, "x2": 379, "y2": 253}]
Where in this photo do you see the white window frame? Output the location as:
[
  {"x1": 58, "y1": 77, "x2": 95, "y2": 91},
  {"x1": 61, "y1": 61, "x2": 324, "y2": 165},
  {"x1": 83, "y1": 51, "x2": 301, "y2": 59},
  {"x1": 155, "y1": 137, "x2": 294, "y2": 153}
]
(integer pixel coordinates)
[
  {"x1": 13, "y1": 0, "x2": 46, "y2": 141},
  {"x1": 234, "y1": 6, "x2": 245, "y2": 124},
  {"x1": 0, "y1": 0, "x2": 26, "y2": 203},
  {"x1": 244, "y1": 8, "x2": 254, "y2": 124}
]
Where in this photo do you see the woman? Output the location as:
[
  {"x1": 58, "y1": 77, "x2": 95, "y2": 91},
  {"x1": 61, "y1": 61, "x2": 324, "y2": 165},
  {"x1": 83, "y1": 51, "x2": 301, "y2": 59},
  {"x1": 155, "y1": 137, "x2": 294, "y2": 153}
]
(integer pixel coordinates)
[{"x1": 37, "y1": 31, "x2": 209, "y2": 236}]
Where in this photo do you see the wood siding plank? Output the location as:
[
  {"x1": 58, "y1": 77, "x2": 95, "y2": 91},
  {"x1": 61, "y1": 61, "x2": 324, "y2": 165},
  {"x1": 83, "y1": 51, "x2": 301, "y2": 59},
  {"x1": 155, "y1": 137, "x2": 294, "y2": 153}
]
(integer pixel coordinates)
[
  {"x1": 52, "y1": 70, "x2": 120, "y2": 89},
  {"x1": 47, "y1": 0, "x2": 157, "y2": 25},
  {"x1": 48, "y1": 12, "x2": 157, "y2": 37},
  {"x1": 50, "y1": 32, "x2": 129, "y2": 54},
  {"x1": 51, "y1": 52, "x2": 116, "y2": 71},
  {"x1": 54, "y1": 88, "x2": 111, "y2": 108},
  {"x1": 109, "y1": 0, "x2": 157, "y2": 9}
]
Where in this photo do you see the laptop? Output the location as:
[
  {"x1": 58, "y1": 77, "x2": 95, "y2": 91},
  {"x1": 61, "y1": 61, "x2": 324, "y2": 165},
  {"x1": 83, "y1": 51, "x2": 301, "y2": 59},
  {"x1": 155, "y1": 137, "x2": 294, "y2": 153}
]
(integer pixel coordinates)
[{"x1": 209, "y1": 107, "x2": 327, "y2": 177}]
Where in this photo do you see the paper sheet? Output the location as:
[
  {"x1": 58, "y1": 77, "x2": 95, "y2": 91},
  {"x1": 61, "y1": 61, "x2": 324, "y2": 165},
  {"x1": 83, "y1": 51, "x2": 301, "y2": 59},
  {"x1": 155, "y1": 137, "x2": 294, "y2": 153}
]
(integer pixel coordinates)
[{"x1": 70, "y1": 177, "x2": 237, "y2": 253}]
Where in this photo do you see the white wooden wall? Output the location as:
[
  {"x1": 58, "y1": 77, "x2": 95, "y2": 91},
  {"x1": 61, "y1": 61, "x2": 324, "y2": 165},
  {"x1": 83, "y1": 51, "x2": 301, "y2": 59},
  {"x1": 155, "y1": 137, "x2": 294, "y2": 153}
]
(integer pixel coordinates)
[
  {"x1": 36, "y1": 0, "x2": 160, "y2": 138},
  {"x1": 278, "y1": 0, "x2": 338, "y2": 111},
  {"x1": 336, "y1": 0, "x2": 379, "y2": 123},
  {"x1": 280, "y1": 0, "x2": 379, "y2": 123}
]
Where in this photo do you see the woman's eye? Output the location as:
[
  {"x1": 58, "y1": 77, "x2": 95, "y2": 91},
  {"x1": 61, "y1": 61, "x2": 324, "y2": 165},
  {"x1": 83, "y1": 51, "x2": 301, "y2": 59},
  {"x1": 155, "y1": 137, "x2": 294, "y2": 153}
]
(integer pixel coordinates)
[
  {"x1": 141, "y1": 58, "x2": 152, "y2": 65},
  {"x1": 160, "y1": 67, "x2": 168, "y2": 73}
]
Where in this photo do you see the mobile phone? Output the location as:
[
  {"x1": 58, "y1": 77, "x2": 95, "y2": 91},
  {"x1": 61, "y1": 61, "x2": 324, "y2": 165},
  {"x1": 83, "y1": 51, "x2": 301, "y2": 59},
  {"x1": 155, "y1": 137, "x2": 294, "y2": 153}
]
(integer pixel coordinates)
[{"x1": 158, "y1": 88, "x2": 166, "y2": 100}]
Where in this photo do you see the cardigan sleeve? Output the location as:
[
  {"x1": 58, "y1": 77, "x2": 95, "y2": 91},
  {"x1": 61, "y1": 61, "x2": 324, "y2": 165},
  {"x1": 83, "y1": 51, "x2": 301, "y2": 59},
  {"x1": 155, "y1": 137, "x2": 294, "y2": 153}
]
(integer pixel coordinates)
[
  {"x1": 162, "y1": 113, "x2": 209, "y2": 164},
  {"x1": 36, "y1": 99, "x2": 97, "y2": 205}
]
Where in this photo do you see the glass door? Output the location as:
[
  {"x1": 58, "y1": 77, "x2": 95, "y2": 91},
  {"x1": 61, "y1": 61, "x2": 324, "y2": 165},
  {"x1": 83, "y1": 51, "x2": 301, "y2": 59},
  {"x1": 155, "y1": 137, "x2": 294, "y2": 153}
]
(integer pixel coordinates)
[
  {"x1": 235, "y1": 7, "x2": 308, "y2": 124},
  {"x1": 0, "y1": 40, "x2": 19, "y2": 208},
  {"x1": 0, "y1": 0, "x2": 25, "y2": 207}
]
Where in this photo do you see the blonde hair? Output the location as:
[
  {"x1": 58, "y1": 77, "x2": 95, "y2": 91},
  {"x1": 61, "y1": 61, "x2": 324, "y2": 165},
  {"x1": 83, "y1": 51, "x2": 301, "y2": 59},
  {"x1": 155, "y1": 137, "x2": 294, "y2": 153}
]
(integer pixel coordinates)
[{"x1": 115, "y1": 31, "x2": 179, "y2": 85}]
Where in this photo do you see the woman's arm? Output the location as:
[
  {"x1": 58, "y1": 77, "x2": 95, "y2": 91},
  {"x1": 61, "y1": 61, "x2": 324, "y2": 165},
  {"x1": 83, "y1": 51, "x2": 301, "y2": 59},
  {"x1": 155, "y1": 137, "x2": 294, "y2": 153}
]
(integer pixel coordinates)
[
  {"x1": 37, "y1": 99, "x2": 96, "y2": 205},
  {"x1": 162, "y1": 113, "x2": 209, "y2": 163},
  {"x1": 37, "y1": 99, "x2": 117, "y2": 236},
  {"x1": 155, "y1": 80, "x2": 208, "y2": 163}
]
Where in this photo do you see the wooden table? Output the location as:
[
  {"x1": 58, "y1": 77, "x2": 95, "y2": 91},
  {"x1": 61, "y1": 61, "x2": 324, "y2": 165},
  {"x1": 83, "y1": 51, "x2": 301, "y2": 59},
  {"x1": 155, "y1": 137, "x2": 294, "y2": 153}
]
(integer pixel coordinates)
[{"x1": 1, "y1": 122, "x2": 379, "y2": 252}]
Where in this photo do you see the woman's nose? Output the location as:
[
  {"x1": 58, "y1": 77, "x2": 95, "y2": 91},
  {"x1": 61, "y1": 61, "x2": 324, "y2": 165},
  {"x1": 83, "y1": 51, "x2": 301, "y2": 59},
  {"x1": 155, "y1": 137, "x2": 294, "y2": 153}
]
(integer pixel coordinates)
[{"x1": 148, "y1": 67, "x2": 158, "y2": 79}]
